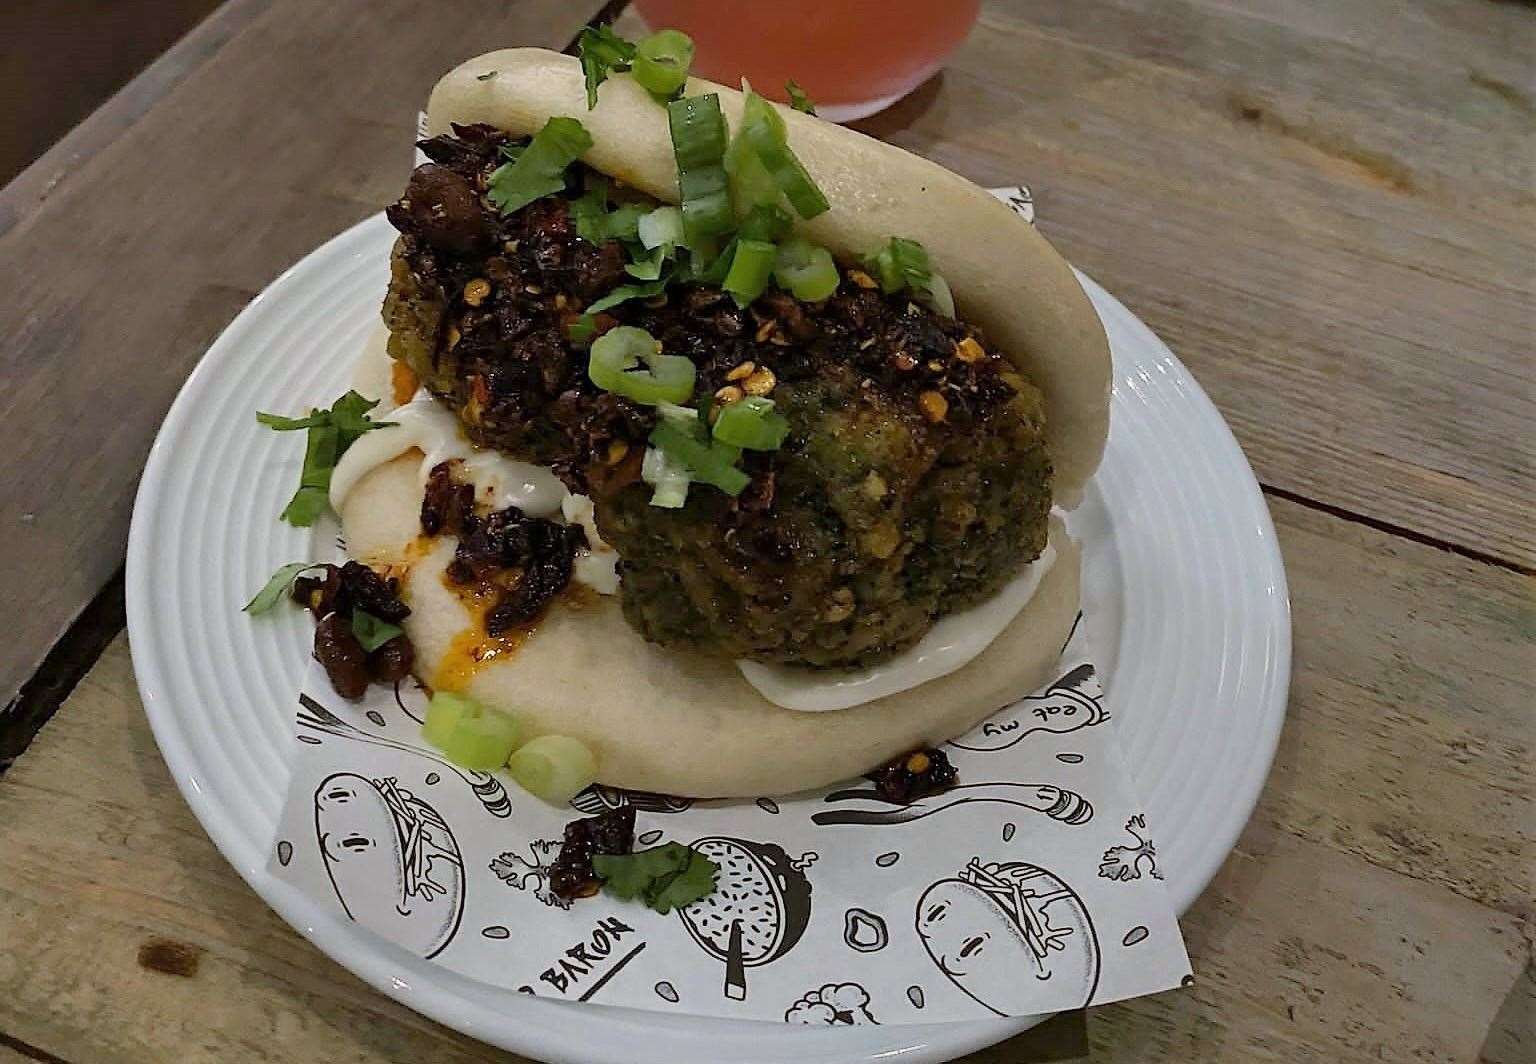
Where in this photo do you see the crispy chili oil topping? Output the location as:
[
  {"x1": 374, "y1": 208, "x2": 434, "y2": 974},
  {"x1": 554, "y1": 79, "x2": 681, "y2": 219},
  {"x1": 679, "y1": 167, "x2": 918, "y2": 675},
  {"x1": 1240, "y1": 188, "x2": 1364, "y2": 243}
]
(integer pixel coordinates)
[
  {"x1": 548, "y1": 806, "x2": 636, "y2": 901},
  {"x1": 292, "y1": 562, "x2": 414, "y2": 699},
  {"x1": 419, "y1": 462, "x2": 587, "y2": 636},
  {"x1": 866, "y1": 747, "x2": 959, "y2": 804}
]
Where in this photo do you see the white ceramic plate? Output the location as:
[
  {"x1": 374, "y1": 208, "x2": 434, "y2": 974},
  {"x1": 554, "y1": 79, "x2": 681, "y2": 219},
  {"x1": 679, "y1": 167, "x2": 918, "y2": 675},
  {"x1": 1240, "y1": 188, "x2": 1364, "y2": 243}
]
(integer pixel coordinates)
[{"x1": 127, "y1": 213, "x2": 1289, "y2": 1064}]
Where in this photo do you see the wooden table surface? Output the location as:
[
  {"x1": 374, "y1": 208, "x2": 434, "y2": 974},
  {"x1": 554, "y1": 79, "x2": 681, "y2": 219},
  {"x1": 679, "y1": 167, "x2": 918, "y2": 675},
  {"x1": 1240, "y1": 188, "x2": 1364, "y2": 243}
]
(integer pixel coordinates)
[{"x1": 0, "y1": 1, "x2": 1530, "y2": 1061}]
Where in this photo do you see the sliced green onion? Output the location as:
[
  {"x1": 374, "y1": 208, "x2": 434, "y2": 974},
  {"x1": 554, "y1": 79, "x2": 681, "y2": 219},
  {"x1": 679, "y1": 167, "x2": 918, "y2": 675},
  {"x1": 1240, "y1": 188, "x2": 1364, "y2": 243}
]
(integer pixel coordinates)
[
  {"x1": 656, "y1": 402, "x2": 701, "y2": 429},
  {"x1": 723, "y1": 238, "x2": 777, "y2": 307},
  {"x1": 773, "y1": 238, "x2": 839, "y2": 301},
  {"x1": 586, "y1": 274, "x2": 671, "y2": 314},
  {"x1": 506, "y1": 734, "x2": 599, "y2": 805},
  {"x1": 642, "y1": 444, "x2": 691, "y2": 507},
  {"x1": 638, "y1": 205, "x2": 684, "y2": 250},
  {"x1": 739, "y1": 88, "x2": 829, "y2": 219},
  {"x1": 649, "y1": 422, "x2": 750, "y2": 496},
  {"x1": 486, "y1": 116, "x2": 593, "y2": 215},
  {"x1": 588, "y1": 326, "x2": 696, "y2": 405},
  {"x1": 738, "y1": 203, "x2": 792, "y2": 243},
  {"x1": 724, "y1": 129, "x2": 780, "y2": 212},
  {"x1": 785, "y1": 79, "x2": 817, "y2": 115},
  {"x1": 422, "y1": 691, "x2": 520, "y2": 771},
  {"x1": 566, "y1": 314, "x2": 597, "y2": 345},
  {"x1": 667, "y1": 94, "x2": 733, "y2": 248},
  {"x1": 682, "y1": 236, "x2": 737, "y2": 285},
  {"x1": 921, "y1": 271, "x2": 956, "y2": 317},
  {"x1": 632, "y1": 29, "x2": 694, "y2": 99},
  {"x1": 866, "y1": 236, "x2": 931, "y2": 294},
  {"x1": 350, "y1": 609, "x2": 403, "y2": 653},
  {"x1": 244, "y1": 561, "x2": 323, "y2": 614},
  {"x1": 625, "y1": 244, "x2": 669, "y2": 280},
  {"x1": 576, "y1": 24, "x2": 636, "y2": 109},
  {"x1": 711, "y1": 395, "x2": 790, "y2": 450}
]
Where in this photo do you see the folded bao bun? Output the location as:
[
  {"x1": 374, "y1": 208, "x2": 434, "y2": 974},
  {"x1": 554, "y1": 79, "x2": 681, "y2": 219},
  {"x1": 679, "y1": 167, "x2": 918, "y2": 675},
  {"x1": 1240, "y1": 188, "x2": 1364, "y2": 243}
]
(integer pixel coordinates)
[
  {"x1": 427, "y1": 49, "x2": 1110, "y2": 501},
  {"x1": 344, "y1": 50, "x2": 1108, "y2": 797}
]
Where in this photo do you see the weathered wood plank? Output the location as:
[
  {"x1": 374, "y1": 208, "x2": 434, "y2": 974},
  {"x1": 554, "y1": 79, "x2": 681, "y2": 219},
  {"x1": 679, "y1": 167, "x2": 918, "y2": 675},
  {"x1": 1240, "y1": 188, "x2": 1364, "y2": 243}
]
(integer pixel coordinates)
[
  {"x1": 3, "y1": 486, "x2": 1530, "y2": 1062},
  {"x1": 842, "y1": 0, "x2": 1534, "y2": 568},
  {"x1": 0, "y1": 640, "x2": 523, "y2": 1064},
  {"x1": 0, "y1": 0, "x2": 609, "y2": 711}
]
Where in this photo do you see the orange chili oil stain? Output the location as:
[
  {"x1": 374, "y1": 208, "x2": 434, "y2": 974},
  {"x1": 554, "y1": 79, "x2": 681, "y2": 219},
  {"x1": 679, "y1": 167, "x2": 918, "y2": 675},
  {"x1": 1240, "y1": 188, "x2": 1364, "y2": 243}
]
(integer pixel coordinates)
[
  {"x1": 429, "y1": 573, "x2": 595, "y2": 691},
  {"x1": 433, "y1": 620, "x2": 533, "y2": 692},
  {"x1": 391, "y1": 361, "x2": 420, "y2": 407}
]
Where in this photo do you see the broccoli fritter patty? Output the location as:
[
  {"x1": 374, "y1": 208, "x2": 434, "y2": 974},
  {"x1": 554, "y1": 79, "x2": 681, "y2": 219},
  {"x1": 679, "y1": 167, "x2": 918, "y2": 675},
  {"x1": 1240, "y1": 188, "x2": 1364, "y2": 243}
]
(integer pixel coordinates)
[{"x1": 383, "y1": 124, "x2": 1053, "y2": 667}]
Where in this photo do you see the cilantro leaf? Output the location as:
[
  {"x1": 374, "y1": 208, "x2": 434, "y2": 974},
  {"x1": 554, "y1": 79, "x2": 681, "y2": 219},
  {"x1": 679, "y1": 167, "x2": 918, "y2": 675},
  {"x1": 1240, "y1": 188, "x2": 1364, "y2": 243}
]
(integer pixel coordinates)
[
  {"x1": 351, "y1": 609, "x2": 403, "y2": 652},
  {"x1": 593, "y1": 843, "x2": 719, "y2": 914},
  {"x1": 257, "y1": 390, "x2": 393, "y2": 527},
  {"x1": 785, "y1": 79, "x2": 817, "y2": 115},
  {"x1": 577, "y1": 25, "x2": 637, "y2": 109},
  {"x1": 244, "y1": 561, "x2": 324, "y2": 614},
  {"x1": 487, "y1": 116, "x2": 594, "y2": 216}
]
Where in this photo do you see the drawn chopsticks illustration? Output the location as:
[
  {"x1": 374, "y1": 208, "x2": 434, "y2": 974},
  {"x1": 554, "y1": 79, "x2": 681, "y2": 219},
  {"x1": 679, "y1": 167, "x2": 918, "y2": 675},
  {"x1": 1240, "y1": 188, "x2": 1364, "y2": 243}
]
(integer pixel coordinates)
[
  {"x1": 812, "y1": 783, "x2": 1093, "y2": 827},
  {"x1": 724, "y1": 919, "x2": 747, "y2": 1001}
]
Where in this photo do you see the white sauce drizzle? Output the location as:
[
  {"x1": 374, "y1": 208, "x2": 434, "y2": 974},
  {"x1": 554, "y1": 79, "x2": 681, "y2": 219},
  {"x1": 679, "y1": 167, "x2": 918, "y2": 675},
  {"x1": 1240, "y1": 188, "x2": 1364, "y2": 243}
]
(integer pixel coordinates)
[
  {"x1": 737, "y1": 542, "x2": 1057, "y2": 712},
  {"x1": 561, "y1": 493, "x2": 620, "y2": 595},
  {"x1": 329, "y1": 393, "x2": 617, "y2": 594}
]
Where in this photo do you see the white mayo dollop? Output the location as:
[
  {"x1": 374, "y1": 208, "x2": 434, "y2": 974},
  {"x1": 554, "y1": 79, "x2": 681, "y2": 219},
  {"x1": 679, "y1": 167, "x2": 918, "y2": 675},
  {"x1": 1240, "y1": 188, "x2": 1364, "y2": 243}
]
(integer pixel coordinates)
[
  {"x1": 329, "y1": 393, "x2": 616, "y2": 593},
  {"x1": 737, "y1": 542, "x2": 1057, "y2": 712},
  {"x1": 561, "y1": 493, "x2": 620, "y2": 595}
]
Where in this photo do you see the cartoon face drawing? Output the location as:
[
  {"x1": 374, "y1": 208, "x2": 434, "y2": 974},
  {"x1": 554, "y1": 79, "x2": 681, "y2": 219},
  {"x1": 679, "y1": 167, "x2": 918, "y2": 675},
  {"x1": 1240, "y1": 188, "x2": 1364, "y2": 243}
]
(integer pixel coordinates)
[
  {"x1": 915, "y1": 860, "x2": 1099, "y2": 1016},
  {"x1": 314, "y1": 773, "x2": 465, "y2": 958}
]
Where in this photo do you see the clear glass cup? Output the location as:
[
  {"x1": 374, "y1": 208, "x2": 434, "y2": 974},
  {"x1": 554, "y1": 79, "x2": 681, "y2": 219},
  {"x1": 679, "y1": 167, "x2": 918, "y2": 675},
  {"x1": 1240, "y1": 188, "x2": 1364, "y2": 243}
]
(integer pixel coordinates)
[{"x1": 631, "y1": 0, "x2": 982, "y2": 122}]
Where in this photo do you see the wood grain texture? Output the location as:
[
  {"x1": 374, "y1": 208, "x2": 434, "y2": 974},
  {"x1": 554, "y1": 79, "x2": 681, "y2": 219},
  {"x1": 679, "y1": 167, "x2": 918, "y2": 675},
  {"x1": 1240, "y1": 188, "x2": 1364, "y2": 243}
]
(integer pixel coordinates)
[
  {"x1": 0, "y1": 0, "x2": 607, "y2": 711},
  {"x1": 835, "y1": 0, "x2": 1534, "y2": 569},
  {"x1": 1, "y1": 491, "x2": 1528, "y2": 1063}
]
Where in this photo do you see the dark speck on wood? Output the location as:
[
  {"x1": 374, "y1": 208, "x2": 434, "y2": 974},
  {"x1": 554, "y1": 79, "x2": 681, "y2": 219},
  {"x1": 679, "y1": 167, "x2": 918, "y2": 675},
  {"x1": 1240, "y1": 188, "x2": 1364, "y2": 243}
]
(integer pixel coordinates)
[{"x1": 137, "y1": 937, "x2": 203, "y2": 978}]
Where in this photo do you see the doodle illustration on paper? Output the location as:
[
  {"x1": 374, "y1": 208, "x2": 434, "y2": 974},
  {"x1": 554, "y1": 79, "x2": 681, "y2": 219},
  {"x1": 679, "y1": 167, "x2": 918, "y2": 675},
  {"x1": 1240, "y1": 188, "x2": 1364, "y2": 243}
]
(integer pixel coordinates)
[
  {"x1": 915, "y1": 859, "x2": 1100, "y2": 1016},
  {"x1": 489, "y1": 838, "x2": 572, "y2": 909},
  {"x1": 314, "y1": 773, "x2": 465, "y2": 958},
  {"x1": 298, "y1": 694, "x2": 511, "y2": 818},
  {"x1": 785, "y1": 982, "x2": 879, "y2": 1025},
  {"x1": 814, "y1": 783, "x2": 1091, "y2": 828},
  {"x1": 843, "y1": 907, "x2": 889, "y2": 953},
  {"x1": 677, "y1": 837, "x2": 814, "y2": 1001},
  {"x1": 950, "y1": 665, "x2": 1107, "y2": 753},
  {"x1": 569, "y1": 783, "x2": 694, "y2": 816},
  {"x1": 1099, "y1": 814, "x2": 1163, "y2": 882}
]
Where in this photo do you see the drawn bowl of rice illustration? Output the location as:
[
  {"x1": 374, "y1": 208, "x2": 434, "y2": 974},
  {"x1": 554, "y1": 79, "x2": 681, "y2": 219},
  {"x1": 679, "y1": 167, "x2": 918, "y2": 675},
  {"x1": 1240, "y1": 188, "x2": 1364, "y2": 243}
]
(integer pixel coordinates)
[{"x1": 677, "y1": 837, "x2": 813, "y2": 1001}]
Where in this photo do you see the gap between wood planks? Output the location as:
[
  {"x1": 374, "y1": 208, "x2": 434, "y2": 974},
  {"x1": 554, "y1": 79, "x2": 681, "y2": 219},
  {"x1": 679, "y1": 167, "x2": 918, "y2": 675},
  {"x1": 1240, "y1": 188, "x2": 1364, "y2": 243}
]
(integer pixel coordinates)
[{"x1": 0, "y1": 1029, "x2": 70, "y2": 1064}]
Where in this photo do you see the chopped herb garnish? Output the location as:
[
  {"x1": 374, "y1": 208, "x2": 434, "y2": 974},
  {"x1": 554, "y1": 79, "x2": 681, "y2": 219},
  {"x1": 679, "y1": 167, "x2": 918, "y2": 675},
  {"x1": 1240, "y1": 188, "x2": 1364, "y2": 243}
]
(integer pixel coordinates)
[
  {"x1": 576, "y1": 24, "x2": 637, "y2": 108},
  {"x1": 475, "y1": 69, "x2": 498, "y2": 81},
  {"x1": 257, "y1": 390, "x2": 392, "y2": 527},
  {"x1": 487, "y1": 116, "x2": 593, "y2": 215},
  {"x1": 586, "y1": 273, "x2": 672, "y2": 314},
  {"x1": 593, "y1": 843, "x2": 719, "y2": 914},
  {"x1": 785, "y1": 79, "x2": 817, "y2": 115},
  {"x1": 632, "y1": 29, "x2": 695, "y2": 99},
  {"x1": 625, "y1": 244, "x2": 670, "y2": 280},
  {"x1": 350, "y1": 608, "x2": 403, "y2": 653},
  {"x1": 244, "y1": 561, "x2": 324, "y2": 614}
]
